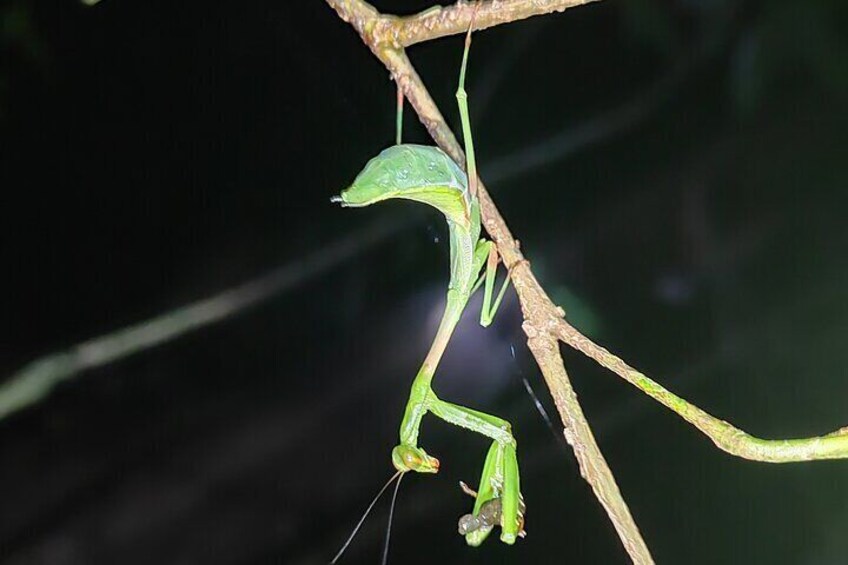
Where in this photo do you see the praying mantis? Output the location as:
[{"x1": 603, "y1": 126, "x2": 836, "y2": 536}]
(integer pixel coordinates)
[{"x1": 332, "y1": 15, "x2": 525, "y2": 547}]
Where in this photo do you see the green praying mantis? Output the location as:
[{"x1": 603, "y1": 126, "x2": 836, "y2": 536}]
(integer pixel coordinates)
[{"x1": 331, "y1": 15, "x2": 526, "y2": 548}]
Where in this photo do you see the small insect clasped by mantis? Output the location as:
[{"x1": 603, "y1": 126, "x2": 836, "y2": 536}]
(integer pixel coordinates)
[{"x1": 330, "y1": 8, "x2": 525, "y2": 561}]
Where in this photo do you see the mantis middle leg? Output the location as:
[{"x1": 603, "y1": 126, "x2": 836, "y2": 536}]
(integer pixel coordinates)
[{"x1": 471, "y1": 239, "x2": 512, "y2": 327}]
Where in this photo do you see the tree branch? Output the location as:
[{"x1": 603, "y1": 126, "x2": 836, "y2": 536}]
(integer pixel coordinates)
[
  {"x1": 525, "y1": 330, "x2": 655, "y2": 563},
  {"x1": 327, "y1": 0, "x2": 601, "y2": 48},
  {"x1": 326, "y1": 0, "x2": 654, "y2": 562},
  {"x1": 327, "y1": 0, "x2": 847, "y2": 561},
  {"x1": 395, "y1": 0, "x2": 601, "y2": 47}
]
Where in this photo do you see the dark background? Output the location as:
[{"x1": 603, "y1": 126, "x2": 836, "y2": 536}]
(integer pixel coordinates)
[{"x1": 2, "y1": 0, "x2": 847, "y2": 563}]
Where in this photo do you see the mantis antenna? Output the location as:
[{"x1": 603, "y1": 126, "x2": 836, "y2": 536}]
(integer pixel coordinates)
[
  {"x1": 380, "y1": 471, "x2": 404, "y2": 565},
  {"x1": 330, "y1": 470, "x2": 402, "y2": 564}
]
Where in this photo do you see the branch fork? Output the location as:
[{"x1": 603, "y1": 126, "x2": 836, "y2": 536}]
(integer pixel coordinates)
[{"x1": 326, "y1": 0, "x2": 848, "y2": 562}]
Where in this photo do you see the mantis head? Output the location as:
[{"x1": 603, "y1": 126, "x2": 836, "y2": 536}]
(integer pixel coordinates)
[{"x1": 391, "y1": 444, "x2": 440, "y2": 474}]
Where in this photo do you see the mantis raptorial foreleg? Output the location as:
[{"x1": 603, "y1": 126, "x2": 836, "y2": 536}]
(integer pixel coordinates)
[
  {"x1": 428, "y1": 395, "x2": 515, "y2": 445},
  {"x1": 425, "y1": 394, "x2": 524, "y2": 544},
  {"x1": 458, "y1": 473, "x2": 527, "y2": 545}
]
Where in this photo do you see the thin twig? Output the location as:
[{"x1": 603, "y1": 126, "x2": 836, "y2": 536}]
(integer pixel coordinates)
[
  {"x1": 525, "y1": 330, "x2": 654, "y2": 562},
  {"x1": 555, "y1": 319, "x2": 848, "y2": 461}
]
